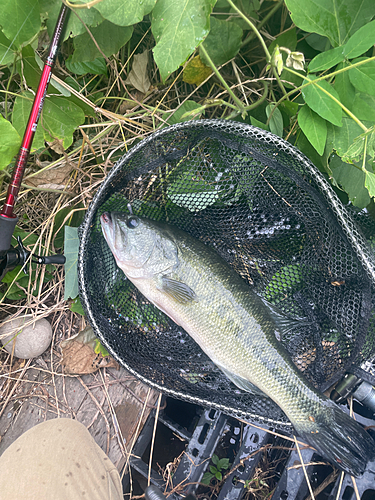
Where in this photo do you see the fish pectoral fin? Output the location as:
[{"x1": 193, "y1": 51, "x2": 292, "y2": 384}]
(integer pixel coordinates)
[
  {"x1": 218, "y1": 365, "x2": 268, "y2": 397},
  {"x1": 160, "y1": 276, "x2": 196, "y2": 304}
]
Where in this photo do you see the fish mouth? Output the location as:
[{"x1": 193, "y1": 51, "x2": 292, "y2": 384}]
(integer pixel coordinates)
[{"x1": 101, "y1": 211, "x2": 112, "y2": 226}]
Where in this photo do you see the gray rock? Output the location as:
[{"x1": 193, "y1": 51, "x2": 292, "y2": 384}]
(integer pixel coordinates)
[{"x1": 0, "y1": 315, "x2": 52, "y2": 359}]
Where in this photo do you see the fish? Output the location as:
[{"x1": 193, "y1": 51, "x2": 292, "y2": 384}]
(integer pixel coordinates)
[{"x1": 101, "y1": 211, "x2": 375, "y2": 477}]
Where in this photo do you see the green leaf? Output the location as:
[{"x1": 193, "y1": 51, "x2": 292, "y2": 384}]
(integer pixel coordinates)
[
  {"x1": 352, "y1": 93, "x2": 375, "y2": 121},
  {"x1": 42, "y1": 96, "x2": 86, "y2": 149},
  {"x1": 250, "y1": 116, "x2": 269, "y2": 131},
  {"x1": 94, "y1": 0, "x2": 157, "y2": 26},
  {"x1": 12, "y1": 93, "x2": 45, "y2": 151},
  {"x1": 217, "y1": 457, "x2": 230, "y2": 470},
  {"x1": 279, "y1": 101, "x2": 298, "y2": 117},
  {"x1": 301, "y1": 75, "x2": 342, "y2": 127},
  {"x1": 215, "y1": 471, "x2": 223, "y2": 481},
  {"x1": 70, "y1": 296, "x2": 86, "y2": 316},
  {"x1": 228, "y1": 0, "x2": 260, "y2": 31},
  {"x1": 333, "y1": 62, "x2": 356, "y2": 110},
  {"x1": 0, "y1": 30, "x2": 15, "y2": 66},
  {"x1": 329, "y1": 154, "x2": 370, "y2": 208},
  {"x1": 201, "y1": 472, "x2": 214, "y2": 485},
  {"x1": 343, "y1": 20, "x2": 375, "y2": 59},
  {"x1": 298, "y1": 105, "x2": 327, "y2": 155},
  {"x1": 200, "y1": 17, "x2": 243, "y2": 66},
  {"x1": 0, "y1": 115, "x2": 21, "y2": 170},
  {"x1": 17, "y1": 45, "x2": 49, "y2": 92},
  {"x1": 72, "y1": 20, "x2": 133, "y2": 63},
  {"x1": 165, "y1": 101, "x2": 203, "y2": 125},
  {"x1": 152, "y1": 0, "x2": 216, "y2": 82},
  {"x1": 365, "y1": 169, "x2": 375, "y2": 198},
  {"x1": 211, "y1": 454, "x2": 219, "y2": 466},
  {"x1": 284, "y1": 0, "x2": 375, "y2": 47},
  {"x1": 183, "y1": 55, "x2": 212, "y2": 85},
  {"x1": 64, "y1": 226, "x2": 80, "y2": 301},
  {"x1": 348, "y1": 57, "x2": 375, "y2": 96},
  {"x1": 308, "y1": 47, "x2": 344, "y2": 73},
  {"x1": 209, "y1": 465, "x2": 218, "y2": 474},
  {"x1": 326, "y1": 117, "x2": 364, "y2": 156},
  {"x1": 40, "y1": 0, "x2": 104, "y2": 41},
  {"x1": 53, "y1": 203, "x2": 86, "y2": 249},
  {"x1": 0, "y1": 0, "x2": 41, "y2": 48},
  {"x1": 266, "y1": 104, "x2": 283, "y2": 137},
  {"x1": 13, "y1": 92, "x2": 85, "y2": 150},
  {"x1": 94, "y1": 338, "x2": 110, "y2": 356},
  {"x1": 269, "y1": 28, "x2": 297, "y2": 54},
  {"x1": 65, "y1": 56, "x2": 108, "y2": 76}
]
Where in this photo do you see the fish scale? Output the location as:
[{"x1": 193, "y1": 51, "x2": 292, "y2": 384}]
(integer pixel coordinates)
[{"x1": 101, "y1": 211, "x2": 375, "y2": 477}]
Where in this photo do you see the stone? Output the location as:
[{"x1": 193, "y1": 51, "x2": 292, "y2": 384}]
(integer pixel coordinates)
[{"x1": 0, "y1": 315, "x2": 52, "y2": 359}]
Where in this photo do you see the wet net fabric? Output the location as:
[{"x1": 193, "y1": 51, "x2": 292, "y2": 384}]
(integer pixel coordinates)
[{"x1": 78, "y1": 120, "x2": 375, "y2": 429}]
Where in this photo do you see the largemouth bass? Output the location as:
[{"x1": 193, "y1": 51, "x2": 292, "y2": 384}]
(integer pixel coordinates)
[{"x1": 101, "y1": 211, "x2": 375, "y2": 476}]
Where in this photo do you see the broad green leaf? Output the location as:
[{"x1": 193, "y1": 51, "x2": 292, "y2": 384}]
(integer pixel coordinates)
[
  {"x1": 280, "y1": 66, "x2": 304, "y2": 89},
  {"x1": 12, "y1": 92, "x2": 45, "y2": 151},
  {"x1": 298, "y1": 105, "x2": 327, "y2": 155},
  {"x1": 211, "y1": 455, "x2": 219, "y2": 466},
  {"x1": 94, "y1": 0, "x2": 157, "y2": 27},
  {"x1": 308, "y1": 47, "x2": 344, "y2": 73},
  {"x1": 12, "y1": 92, "x2": 85, "y2": 150},
  {"x1": 40, "y1": 0, "x2": 104, "y2": 41},
  {"x1": 348, "y1": 57, "x2": 375, "y2": 96},
  {"x1": 66, "y1": 56, "x2": 108, "y2": 76},
  {"x1": 329, "y1": 154, "x2": 370, "y2": 208},
  {"x1": 0, "y1": 116, "x2": 21, "y2": 170},
  {"x1": 266, "y1": 104, "x2": 283, "y2": 137},
  {"x1": 352, "y1": 93, "x2": 375, "y2": 121},
  {"x1": 294, "y1": 130, "x2": 327, "y2": 173},
  {"x1": 343, "y1": 20, "x2": 375, "y2": 59},
  {"x1": 200, "y1": 17, "x2": 243, "y2": 67},
  {"x1": 268, "y1": 28, "x2": 297, "y2": 54},
  {"x1": 365, "y1": 170, "x2": 375, "y2": 198},
  {"x1": 0, "y1": 30, "x2": 15, "y2": 66},
  {"x1": 250, "y1": 116, "x2": 269, "y2": 131},
  {"x1": 64, "y1": 226, "x2": 79, "y2": 300},
  {"x1": 302, "y1": 75, "x2": 342, "y2": 127},
  {"x1": 333, "y1": 62, "x2": 355, "y2": 110},
  {"x1": 326, "y1": 117, "x2": 364, "y2": 156},
  {"x1": 183, "y1": 55, "x2": 212, "y2": 85},
  {"x1": 209, "y1": 465, "x2": 217, "y2": 474},
  {"x1": 279, "y1": 101, "x2": 298, "y2": 117},
  {"x1": 215, "y1": 471, "x2": 222, "y2": 481},
  {"x1": 285, "y1": 0, "x2": 375, "y2": 47},
  {"x1": 0, "y1": 0, "x2": 41, "y2": 48},
  {"x1": 72, "y1": 21, "x2": 133, "y2": 63},
  {"x1": 228, "y1": 0, "x2": 260, "y2": 31},
  {"x1": 165, "y1": 100, "x2": 203, "y2": 125},
  {"x1": 17, "y1": 45, "x2": 46, "y2": 91},
  {"x1": 40, "y1": 96, "x2": 85, "y2": 149},
  {"x1": 70, "y1": 296, "x2": 86, "y2": 316},
  {"x1": 152, "y1": 0, "x2": 216, "y2": 82}
]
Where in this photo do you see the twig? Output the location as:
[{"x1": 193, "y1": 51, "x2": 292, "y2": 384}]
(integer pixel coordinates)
[
  {"x1": 148, "y1": 393, "x2": 163, "y2": 487},
  {"x1": 293, "y1": 435, "x2": 315, "y2": 500}
]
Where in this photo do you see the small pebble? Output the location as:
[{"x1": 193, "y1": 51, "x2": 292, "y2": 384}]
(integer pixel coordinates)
[{"x1": 0, "y1": 315, "x2": 52, "y2": 359}]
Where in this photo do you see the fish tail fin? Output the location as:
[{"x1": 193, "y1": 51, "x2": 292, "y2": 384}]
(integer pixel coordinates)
[{"x1": 294, "y1": 403, "x2": 375, "y2": 477}]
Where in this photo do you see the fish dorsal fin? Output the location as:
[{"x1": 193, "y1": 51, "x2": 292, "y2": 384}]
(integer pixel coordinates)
[
  {"x1": 217, "y1": 364, "x2": 268, "y2": 397},
  {"x1": 161, "y1": 276, "x2": 196, "y2": 304}
]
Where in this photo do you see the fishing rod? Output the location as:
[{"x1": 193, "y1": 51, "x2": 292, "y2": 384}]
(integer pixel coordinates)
[{"x1": 0, "y1": 3, "x2": 70, "y2": 281}]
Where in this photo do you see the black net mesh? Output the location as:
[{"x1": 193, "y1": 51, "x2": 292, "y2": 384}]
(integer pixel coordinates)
[{"x1": 78, "y1": 120, "x2": 375, "y2": 429}]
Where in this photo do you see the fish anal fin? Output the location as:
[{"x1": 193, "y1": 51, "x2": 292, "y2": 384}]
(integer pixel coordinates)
[
  {"x1": 218, "y1": 364, "x2": 267, "y2": 397},
  {"x1": 160, "y1": 276, "x2": 196, "y2": 304}
]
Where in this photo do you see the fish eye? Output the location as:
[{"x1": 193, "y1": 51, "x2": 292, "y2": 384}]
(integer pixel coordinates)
[{"x1": 126, "y1": 216, "x2": 139, "y2": 229}]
